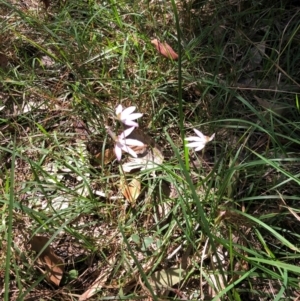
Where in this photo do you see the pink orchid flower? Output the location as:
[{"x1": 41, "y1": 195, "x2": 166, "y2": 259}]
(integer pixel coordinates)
[
  {"x1": 106, "y1": 126, "x2": 144, "y2": 161},
  {"x1": 116, "y1": 104, "x2": 143, "y2": 127},
  {"x1": 185, "y1": 129, "x2": 215, "y2": 151}
]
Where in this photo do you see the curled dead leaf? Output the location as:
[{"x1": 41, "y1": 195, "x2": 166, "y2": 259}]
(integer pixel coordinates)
[
  {"x1": 121, "y1": 178, "x2": 141, "y2": 205},
  {"x1": 28, "y1": 236, "x2": 64, "y2": 286},
  {"x1": 94, "y1": 148, "x2": 115, "y2": 165},
  {"x1": 151, "y1": 39, "x2": 178, "y2": 60}
]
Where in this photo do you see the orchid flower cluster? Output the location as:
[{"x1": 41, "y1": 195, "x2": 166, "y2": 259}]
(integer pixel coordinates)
[
  {"x1": 106, "y1": 105, "x2": 144, "y2": 161},
  {"x1": 106, "y1": 104, "x2": 215, "y2": 162}
]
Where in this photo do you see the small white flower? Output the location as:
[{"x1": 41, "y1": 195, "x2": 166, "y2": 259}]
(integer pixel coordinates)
[
  {"x1": 106, "y1": 126, "x2": 144, "y2": 161},
  {"x1": 116, "y1": 104, "x2": 143, "y2": 127},
  {"x1": 185, "y1": 129, "x2": 215, "y2": 151}
]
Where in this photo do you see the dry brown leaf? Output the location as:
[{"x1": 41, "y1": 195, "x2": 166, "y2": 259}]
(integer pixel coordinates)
[
  {"x1": 94, "y1": 148, "x2": 115, "y2": 165},
  {"x1": 28, "y1": 236, "x2": 64, "y2": 286},
  {"x1": 121, "y1": 178, "x2": 141, "y2": 205},
  {"x1": 151, "y1": 39, "x2": 178, "y2": 60}
]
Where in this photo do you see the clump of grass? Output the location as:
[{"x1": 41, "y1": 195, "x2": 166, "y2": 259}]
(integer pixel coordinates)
[{"x1": 1, "y1": 0, "x2": 300, "y2": 300}]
